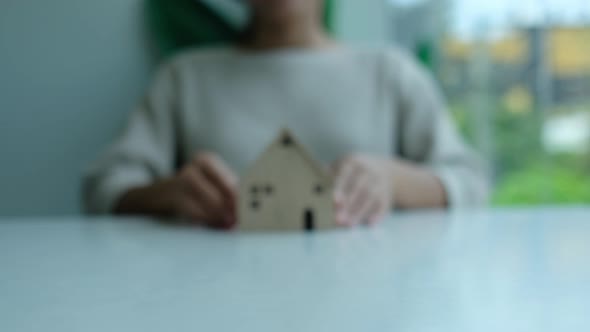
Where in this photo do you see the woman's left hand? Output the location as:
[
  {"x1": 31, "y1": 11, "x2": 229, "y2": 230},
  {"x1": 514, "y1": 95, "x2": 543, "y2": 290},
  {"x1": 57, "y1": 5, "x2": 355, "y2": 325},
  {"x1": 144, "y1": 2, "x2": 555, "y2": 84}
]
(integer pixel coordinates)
[{"x1": 332, "y1": 154, "x2": 394, "y2": 226}]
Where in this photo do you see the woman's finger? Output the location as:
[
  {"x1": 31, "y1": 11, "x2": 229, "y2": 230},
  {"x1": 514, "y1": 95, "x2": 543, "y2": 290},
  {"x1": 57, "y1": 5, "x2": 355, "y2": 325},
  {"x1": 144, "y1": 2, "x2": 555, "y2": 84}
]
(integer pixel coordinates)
[
  {"x1": 183, "y1": 166, "x2": 225, "y2": 217},
  {"x1": 196, "y1": 153, "x2": 238, "y2": 206},
  {"x1": 180, "y1": 196, "x2": 233, "y2": 229},
  {"x1": 334, "y1": 161, "x2": 362, "y2": 201},
  {"x1": 368, "y1": 207, "x2": 387, "y2": 225},
  {"x1": 345, "y1": 171, "x2": 377, "y2": 219},
  {"x1": 178, "y1": 196, "x2": 206, "y2": 222},
  {"x1": 334, "y1": 196, "x2": 349, "y2": 226},
  {"x1": 358, "y1": 199, "x2": 382, "y2": 225},
  {"x1": 348, "y1": 184, "x2": 373, "y2": 225}
]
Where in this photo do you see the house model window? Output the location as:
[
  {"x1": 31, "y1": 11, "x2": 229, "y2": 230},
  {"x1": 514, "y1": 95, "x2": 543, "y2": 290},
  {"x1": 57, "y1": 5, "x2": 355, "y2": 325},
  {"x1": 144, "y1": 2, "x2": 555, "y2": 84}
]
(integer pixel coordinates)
[{"x1": 238, "y1": 129, "x2": 335, "y2": 231}]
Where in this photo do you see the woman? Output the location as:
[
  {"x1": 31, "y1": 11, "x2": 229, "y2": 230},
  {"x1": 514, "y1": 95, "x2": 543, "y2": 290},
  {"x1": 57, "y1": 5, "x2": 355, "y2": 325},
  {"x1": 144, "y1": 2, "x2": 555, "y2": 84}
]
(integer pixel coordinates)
[{"x1": 84, "y1": 0, "x2": 488, "y2": 229}]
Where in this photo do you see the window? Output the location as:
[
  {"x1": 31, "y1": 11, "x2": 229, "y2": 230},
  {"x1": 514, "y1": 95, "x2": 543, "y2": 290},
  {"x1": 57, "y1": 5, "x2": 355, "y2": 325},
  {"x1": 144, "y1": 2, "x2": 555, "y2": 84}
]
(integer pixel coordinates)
[{"x1": 389, "y1": 0, "x2": 590, "y2": 205}]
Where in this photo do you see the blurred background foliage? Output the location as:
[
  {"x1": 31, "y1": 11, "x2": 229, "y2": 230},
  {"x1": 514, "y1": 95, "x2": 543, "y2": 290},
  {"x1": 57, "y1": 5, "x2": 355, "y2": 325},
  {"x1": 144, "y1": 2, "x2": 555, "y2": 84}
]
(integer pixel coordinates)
[{"x1": 391, "y1": 0, "x2": 590, "y2": 206}]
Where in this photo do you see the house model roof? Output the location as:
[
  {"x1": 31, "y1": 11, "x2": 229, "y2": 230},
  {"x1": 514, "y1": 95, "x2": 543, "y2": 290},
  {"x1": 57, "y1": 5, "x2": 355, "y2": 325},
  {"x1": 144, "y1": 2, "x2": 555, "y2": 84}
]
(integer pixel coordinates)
[{"x1": 243, "y1": 128, "x2": 332, "y2": 183}]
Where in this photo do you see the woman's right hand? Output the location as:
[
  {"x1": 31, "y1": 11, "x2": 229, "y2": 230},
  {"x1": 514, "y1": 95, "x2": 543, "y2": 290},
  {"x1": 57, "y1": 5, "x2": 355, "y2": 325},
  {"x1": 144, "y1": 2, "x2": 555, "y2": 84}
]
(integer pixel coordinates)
[{"x1": 168, "y1": 153, "x2": 239, "y2": 229}]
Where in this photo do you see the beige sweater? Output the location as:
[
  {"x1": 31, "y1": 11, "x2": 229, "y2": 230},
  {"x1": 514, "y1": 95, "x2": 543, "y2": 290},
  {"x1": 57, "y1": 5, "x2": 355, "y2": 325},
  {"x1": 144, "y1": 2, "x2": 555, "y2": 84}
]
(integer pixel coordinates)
[{"x1": 83, "y1": 46, "x2": 489, "y2": 214}]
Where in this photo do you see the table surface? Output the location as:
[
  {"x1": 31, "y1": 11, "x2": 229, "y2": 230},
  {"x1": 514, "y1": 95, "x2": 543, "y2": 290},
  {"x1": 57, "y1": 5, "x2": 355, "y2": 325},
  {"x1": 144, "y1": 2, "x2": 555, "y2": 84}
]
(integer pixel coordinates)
[{"x1": 1, "y1": 208, "x2": 590, "y2": 332}]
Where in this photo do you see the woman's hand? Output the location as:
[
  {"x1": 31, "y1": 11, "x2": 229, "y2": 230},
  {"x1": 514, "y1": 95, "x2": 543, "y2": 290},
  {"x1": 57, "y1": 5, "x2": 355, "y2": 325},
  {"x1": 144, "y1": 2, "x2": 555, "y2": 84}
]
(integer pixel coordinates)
[
  {"x1": 115, "y1": 152, "x2": 238, "y2": 229},
  {"x1": 332, "y1": 154, "x2": 394, "y2": 226},
  {"x1": 169, "y1": 153, "x2": 238, "y2": 228}
]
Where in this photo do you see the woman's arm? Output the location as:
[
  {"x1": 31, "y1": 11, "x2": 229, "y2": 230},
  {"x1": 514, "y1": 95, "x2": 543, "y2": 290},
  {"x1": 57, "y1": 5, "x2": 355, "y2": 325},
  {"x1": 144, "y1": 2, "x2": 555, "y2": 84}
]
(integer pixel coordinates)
[
  {"x1": 83, "y1": 63, "x2": 179, "y2": 215},
  {"x1": 83, "y1": 60, "x2": 238, "y2": 227},
  {"x1": 390, "y1": 158, "x2": 448, "y2": 209},
  {"x1": 113, "y1": 179, "x2": 178, "y2": 216},
  {"x1": 333, "y1": 49, "x2": 488, "y2": 226},
  {"x1": 392, "y1": 48, "x2": 489, "y2": 209},
  {"x1": 333, "y1": 154, "x2": 447, "y2": 226}
]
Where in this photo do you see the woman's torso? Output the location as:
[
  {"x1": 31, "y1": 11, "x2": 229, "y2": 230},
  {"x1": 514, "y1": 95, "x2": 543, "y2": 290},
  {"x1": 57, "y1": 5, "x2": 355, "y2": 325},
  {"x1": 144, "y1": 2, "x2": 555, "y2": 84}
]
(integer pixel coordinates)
[{"x1": 169, "y1": 46, "x2": 400, "y2": 172}]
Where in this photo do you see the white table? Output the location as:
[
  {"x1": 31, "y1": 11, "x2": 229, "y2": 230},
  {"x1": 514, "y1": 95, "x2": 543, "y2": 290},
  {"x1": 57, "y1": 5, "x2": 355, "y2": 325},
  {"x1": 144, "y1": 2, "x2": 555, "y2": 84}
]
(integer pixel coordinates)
[{"x1": 1, "y1": 208, "x2": 590, "y2": 332}]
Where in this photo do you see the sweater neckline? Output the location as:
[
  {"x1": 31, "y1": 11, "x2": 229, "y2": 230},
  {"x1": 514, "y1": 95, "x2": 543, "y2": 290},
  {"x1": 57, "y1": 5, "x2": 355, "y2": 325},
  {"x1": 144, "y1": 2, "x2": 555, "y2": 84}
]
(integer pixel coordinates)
[{"x1": 228, "y1": 44, "x2": 349, "y2": 61}]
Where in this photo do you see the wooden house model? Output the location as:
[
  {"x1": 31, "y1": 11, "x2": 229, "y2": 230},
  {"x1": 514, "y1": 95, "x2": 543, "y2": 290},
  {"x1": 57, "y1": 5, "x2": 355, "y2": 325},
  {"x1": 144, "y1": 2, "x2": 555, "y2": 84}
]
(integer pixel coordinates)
[{"x1": 238, "y1": 129, "x2": 335, "y2": 231}]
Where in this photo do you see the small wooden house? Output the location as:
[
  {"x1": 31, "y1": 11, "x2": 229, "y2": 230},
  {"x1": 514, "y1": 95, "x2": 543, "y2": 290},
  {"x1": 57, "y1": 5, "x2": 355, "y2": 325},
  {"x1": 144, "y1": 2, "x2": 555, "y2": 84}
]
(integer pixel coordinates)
[{"x1": 238, "y1": 129, "x2": 334, "y2": 231}]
